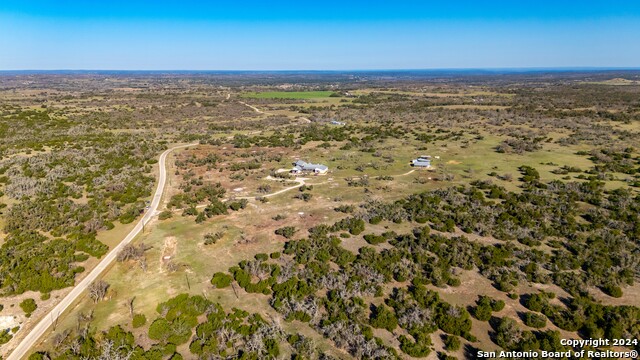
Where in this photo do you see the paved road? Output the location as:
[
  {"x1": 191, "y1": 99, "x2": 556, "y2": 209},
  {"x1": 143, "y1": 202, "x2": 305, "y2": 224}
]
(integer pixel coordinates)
[{"x1": 7, "y1": 143, "x2": 197, "y2": 360}]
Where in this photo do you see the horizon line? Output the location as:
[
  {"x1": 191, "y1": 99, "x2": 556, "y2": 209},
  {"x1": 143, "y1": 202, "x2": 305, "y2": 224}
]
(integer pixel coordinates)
[{"x1": 2, "y1": 67, "x2": 640, "y2": 73}]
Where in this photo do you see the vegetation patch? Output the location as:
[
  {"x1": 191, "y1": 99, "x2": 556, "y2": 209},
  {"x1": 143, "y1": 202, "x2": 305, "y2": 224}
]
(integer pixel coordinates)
[{"x1": 242, "y1": 91, "x2": 338, "y2": 99}]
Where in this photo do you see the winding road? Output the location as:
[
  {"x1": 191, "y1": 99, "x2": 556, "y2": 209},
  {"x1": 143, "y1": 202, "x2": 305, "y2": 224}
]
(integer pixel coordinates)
[
  {"x1": 239, "y1": 101, "x2": 272, "y2": 115},
  {"x1": 189, "y1": 175, "x2": 313, "y2": 211},
  {"x1": 7, "y1": 143, "x2": 197, "y2": 360}
]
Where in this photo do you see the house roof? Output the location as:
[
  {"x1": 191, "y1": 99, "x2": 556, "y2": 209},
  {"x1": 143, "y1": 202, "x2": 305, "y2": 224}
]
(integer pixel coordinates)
[
  {"x1": 294, "y1": 160, "x2": 328, "y2": 171},
  {"x1": 412, "y1": 158, "x2": 431, "y2": 166}
]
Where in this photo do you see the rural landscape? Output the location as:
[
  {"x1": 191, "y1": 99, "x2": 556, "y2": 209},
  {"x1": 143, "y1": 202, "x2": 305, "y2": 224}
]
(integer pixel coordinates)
[{"x1": 0, "y1": 70, "x2": 638, "y2": 359}]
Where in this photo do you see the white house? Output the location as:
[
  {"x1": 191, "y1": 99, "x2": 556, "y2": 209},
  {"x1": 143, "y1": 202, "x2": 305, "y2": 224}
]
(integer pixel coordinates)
[
  {"x1": 291, "y1": 160, "x2": 329, "y2": 175},
  {"x1": 411, "y1": 155, "x2": 432, "y2": 168}
]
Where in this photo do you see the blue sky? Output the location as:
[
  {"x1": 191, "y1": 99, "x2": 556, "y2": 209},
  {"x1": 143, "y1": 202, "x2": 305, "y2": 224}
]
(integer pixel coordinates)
[{"x1": 1, "y1": 1, "x2": 639, "y2": 70}]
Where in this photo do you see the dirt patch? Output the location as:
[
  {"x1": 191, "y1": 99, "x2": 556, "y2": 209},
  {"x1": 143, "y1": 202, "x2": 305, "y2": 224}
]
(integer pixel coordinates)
[
  {"x1": 588, "y1": 282, "x2": 640, "y2": 307},
  {"x1": 0, "y1": 315, "x2": 22, "y2": 330},
  {"x1": 160, "y1": 236, "x2": 177, "y2": 264},
  {"x1": 446, "y1": 160, "x2": 461, "y2": 165}
]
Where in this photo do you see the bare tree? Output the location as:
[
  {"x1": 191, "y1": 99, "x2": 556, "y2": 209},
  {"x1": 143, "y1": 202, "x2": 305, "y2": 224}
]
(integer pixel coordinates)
[
  {"x1": 166, "y1": 261, "x2": 180, "y2": 272},
  {"x1": 126, "y1": 297, "x2": 136, "y2": 319},
  {"x1": 52, "y1": 329, "x2": 70, "y2": 349},
  {"x1": 96, "y1": 340, "x2": 134, "y2": 360},
  {"x1": 117, "y1": 242, "x2": 147, "y2": 262},
  {"x1": 138, "y1": 257, "x2": 147, "y2": 272},
  {"x1": 77, "y1": 309, "x2": 94, "y2": 322},
  {"x1": 88, "y1": 280, "x2": 109, "y2": 303},
  {"x1": 68, "y1": 339, "x2": 81, "y2": 356}
]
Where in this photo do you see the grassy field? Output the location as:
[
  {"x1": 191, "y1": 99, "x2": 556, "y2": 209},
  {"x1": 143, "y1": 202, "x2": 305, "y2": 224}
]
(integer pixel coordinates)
[
  {"x1": 38, "y1": 185, "x2": 350, "y2": 356},
  {"x1": 44, "y1": 214, "x2": 284, "y2": 343},
  {"x1": 242, "y1": 91, "x2": 337, "y2": 99}
]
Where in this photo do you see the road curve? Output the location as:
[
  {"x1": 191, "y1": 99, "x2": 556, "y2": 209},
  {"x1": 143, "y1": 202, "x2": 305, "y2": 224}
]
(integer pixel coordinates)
[
  {"x1": 239, "y1": 101, "x2": 271, "y2": 115},
  {"x1": 191, "y1": 175, "x2": 311, "y2": 210},
  {"x1": 7, "y1": 143, "x2": 197, "y2": 360}
]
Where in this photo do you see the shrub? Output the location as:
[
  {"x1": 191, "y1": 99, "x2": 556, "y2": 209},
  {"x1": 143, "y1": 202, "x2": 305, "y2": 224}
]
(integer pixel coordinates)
[
  {"x1": 255, "y1": 253, "x2": 269, "y2": 261},
  {"x1": 228, "y1": 199, "x2": 248, "y2": 211},
  {"x1": 436, "y1": 303, "x2": 472, "y2": 337},
  {"x1": 20, "y1": 298, "x2": 37, "y2": 316},
  {"x1": 602, "y1": 283, "x2": 623, "y2": 298},
  {"x1": 519, "y1": 165, "x2": 540, "y2": 183},
  {"x1": 332, "y1": 217, "x2": 366, "y2": 235},
  {"x1": 369, "y1": 305, "x2": 398, "y2": 332},
  {"x1": 491, "y1": 299, "x2": 505, "y2": 312},
  {"x1": 0, "y1": 329, "x2": 12, "y2": 345},
  {"x1": 447, "y1": 277, "x2": 461, "y2": 287},
  {"x1": 211, "y1": 272, "x2": 233, "y2": 288},
  {"x1": 472, "y1": 296, "x2": 493, "y2": 321},
  {"x1": 444, "y1": 334, "x2": 461, "y2": 351},
  {"x1": 203, "y1": 200, "x2": 227, "y2": 217},
  {"x1": 132, "y1": 313, "x2": 147, "y2": 328},
  {"x1": 158, "y1": 210, "x2": 173, "y2": 220},
  {"x1": 523, "y1": 293, "x2": 548, "y2": 312},
  {"x1": 182, "y1": 207, "x2": 198, "y2": 216},
  {"x1": 264, "y1": 337, "x2": 280, "y2": 357},
  {"x1": 399, "y1": 332, "x2": 431, "y2": 357},
  {"x1": 363, "y1": 234, "x2": 386, "y2": 245},
  {"x1": 523, "y1": 312, "x2": 547, "y2": 328},
  {"x1": 203, "y1": 232, "x2": 224, "y2": 245},
  {"x1": 294, "y1": 193, "x2": 313, "y2": 202},
  {"x1": 148, "y1": 318, "x2": 171, "y2": 341},
  {"x1": 195, "y1": 212, "x2": 206, "y2": 223},
  {"x1": 349, "y1": 219, "x2": 366, "y2": 235},
  {"x1": 334, "y1": 204, "x2": 355, "y2": 213},
  {"x1": 275, "y1": 226, "x2": 297, "y2": 239},
  {"x1": 272, "y1": 214, "x2": 287, "y2": 221}
]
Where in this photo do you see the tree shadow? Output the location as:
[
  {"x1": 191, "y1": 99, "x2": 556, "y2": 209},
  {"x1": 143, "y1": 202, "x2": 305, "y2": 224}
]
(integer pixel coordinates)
[{"x1": 463, "y1": 343, "x2": 481, "y2": 359}]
